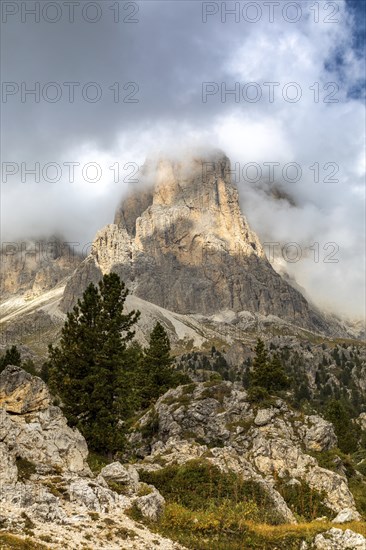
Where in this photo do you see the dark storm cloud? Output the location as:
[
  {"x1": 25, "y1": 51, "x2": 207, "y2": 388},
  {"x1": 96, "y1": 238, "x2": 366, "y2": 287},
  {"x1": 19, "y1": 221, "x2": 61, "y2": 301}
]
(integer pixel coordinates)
[
  {"x1": 1, "y1": 0, "x2": 365, "y2": 317},
  {"x1": 1, "y1": 1, "x2": 236, "y2": 160}
]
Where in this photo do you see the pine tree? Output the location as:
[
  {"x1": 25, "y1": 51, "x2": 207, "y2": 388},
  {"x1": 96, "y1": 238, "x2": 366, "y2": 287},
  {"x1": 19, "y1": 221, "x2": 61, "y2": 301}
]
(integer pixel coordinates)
[
  {"x1": 48, "y1": 273, "x2": 140, "y2": 455},
  {"x1": 0, "y1": 345, "x2": 21, "y2": 372},
  {"x1": 137, "y1": 322, "x2": 182, "y2": 409},
  {"x1": 324, "y1": 399, "x2": 360, "y2": 454},
  {"x1": 249, "y1": 339, "x2": 289, "y2": 392},
  {"x1": 250, "y1": 338, "x2": 269, "y2": 388},
  {"x1": 270, "y1": 354, "x2": 290, "y2": 390}
]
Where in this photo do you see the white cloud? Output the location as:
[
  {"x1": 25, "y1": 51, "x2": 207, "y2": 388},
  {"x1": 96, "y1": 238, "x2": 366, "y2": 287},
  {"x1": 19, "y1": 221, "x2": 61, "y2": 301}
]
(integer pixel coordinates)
[{"x1": 1, "y1": 0, "x2": 364, "y2": 318}]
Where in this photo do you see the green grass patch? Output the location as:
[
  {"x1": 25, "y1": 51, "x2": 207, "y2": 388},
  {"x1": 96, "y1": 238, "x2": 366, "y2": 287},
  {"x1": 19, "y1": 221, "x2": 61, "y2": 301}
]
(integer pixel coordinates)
[
  {"x1": 131, "y1": 458, "x2": 366, "y2": 549},
  {"x1": 139, "y1": 459, "x2": 283, "y2": 524},
  {"x1": 349, "y1": 478, "x2": 366, "y2": 519}
]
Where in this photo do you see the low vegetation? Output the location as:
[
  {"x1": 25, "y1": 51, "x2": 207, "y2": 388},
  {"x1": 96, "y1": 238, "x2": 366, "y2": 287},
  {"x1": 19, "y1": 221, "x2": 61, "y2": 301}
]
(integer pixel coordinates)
[
  {"x1": 0, "y1": 533, "x2": 48, "y2": 549},
  {"x1": 132, "y1": 458, "x2": 366, "y2": 550},
  {"x1": 276, "y1": 479, "x2": 333, "y2": 521},
  {"x1": 140, "y1": 459, "x2": 282, "y2": 523},
  {"x1": 15, "y1": 458, "x2": 37, "y2": 481}
]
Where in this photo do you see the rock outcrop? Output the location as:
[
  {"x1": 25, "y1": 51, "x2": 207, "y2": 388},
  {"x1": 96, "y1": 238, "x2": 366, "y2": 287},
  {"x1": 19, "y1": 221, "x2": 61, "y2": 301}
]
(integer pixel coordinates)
[
  {"x1": 61, "y1": 152, "x2": 329, "y2": 334},
  {"x1": 131, "y1": 381, "x2": 361, "y2": 522},
  {"x1": 310, "y1": 528, "x2": 366, "y2": 549},
  {"x1": 0, "y1": 364, "x2": 364, "y2": 548},
  {"x1": 0, "y1": 366, "x2": 88, "y2": 474},
  {"x1": 0, "y1": 366, "x2": 182, "y2": 549},
  {"x1": 0, "y1": 365, "x2": 51, "y2": 414}
]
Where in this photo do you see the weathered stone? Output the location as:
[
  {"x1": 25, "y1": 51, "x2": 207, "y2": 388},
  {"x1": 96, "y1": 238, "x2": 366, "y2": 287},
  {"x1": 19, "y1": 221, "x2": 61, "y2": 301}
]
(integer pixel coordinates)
[
  {"x1": 100, "y1": 462, "x2": 139, "y2": 494},
  {"x1": 254, "y1": 408, "x2": 276, "y2": 426},
  {"x1": 0, "y1": 365, "x2": 50, "y2": 413},
  {"x1": 0, "y1": 406, "x2": 89, "y2": 474},
  {"x1": 0, "y1": 368, "x2": 185, "y2": 550},
  {"x1": 135, "y1": 487, "x2": 165, "y2": 521},
  {"x1": 29, "y1": 490, "x2": 66, "y2": 523},
  {"x1": 300, "y1": 415, "x2": 337, "y2": 452},
  {"x1": 0, "y1": 442, "x2": 17, "y2": 484},
  {"x1": 312, "y1": 528, "x2": 366, "y2": 549},
  {"x1": 332, "y1": 508, "x2": 361, "y2": 524},
  {"x1": 134, "y1": 381, "x2": 359, "y2": 520},
  {"x1": 68, "y1": 479, "x2": 127, "y2": 512}
]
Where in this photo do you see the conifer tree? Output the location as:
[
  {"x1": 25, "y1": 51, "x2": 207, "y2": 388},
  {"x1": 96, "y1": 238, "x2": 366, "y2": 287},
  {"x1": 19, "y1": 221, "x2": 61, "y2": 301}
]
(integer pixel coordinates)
[
  {"x1": 249, "y1": 339, "x2": 289, "y2": 392},
  {"x1": 324, "y1": 399, "x2": 360, "y2": 454},
  {"x1": 250, "y1": 338, "x2": 269, "y2": 387},
  {"x1": 137, "y1": 322, "x2": 178, "y2": 408},
  {"x1": 0, "y1": 345, "x2": 21, "y2": 372},
  {"x1": 48, "y1": 273, "x2": 140, "y2": 454},
  {"x1": 269, "y1": 354, "x2": 290, "y2": 390}
]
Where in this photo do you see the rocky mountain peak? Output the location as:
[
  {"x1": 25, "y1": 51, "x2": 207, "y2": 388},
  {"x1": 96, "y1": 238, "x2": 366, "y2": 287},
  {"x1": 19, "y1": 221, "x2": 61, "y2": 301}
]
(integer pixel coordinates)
[
  {"x1": 113, "y1": 151, "x2": 264, "y2": 264},
  {"x1": 60, "y1": 151, "x2": 328, "y2": 334}
]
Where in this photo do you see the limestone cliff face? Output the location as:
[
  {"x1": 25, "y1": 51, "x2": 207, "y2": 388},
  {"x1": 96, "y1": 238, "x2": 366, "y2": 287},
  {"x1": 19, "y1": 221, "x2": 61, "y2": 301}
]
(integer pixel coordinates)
[
  {"x1": 0, "y1": 238, "x2": 81, "y2": 300},
  {"x1": 61, "y1": 153, "x2": 328, "y2": 333}
]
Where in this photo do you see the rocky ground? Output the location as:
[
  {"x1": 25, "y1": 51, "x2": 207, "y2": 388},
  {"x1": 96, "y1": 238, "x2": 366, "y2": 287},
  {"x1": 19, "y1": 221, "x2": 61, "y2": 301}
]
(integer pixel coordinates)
[
  {"x1": 1, "y1": 366, "x2": 365, "y2": 549},
  {"x1": 131, "y1": 381, "x2": 360, "y2": 521},
  {"x1": 0, "y1": 365, "x2": 183, "y2": 549}
]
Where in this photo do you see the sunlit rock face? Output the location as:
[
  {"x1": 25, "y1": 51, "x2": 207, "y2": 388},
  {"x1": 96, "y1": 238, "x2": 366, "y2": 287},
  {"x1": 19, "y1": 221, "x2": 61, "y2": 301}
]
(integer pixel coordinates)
[
  {"x1": 0, "y1": 238, "x2": 81, "y2": 300},
  {"x1": 61, "y1": 152, "x2": 328, "y2": 333}
]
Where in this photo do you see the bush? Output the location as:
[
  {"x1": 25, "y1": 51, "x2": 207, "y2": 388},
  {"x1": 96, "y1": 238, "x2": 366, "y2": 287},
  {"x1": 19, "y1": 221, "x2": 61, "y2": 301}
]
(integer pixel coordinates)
[
  {"x1": 247, "y1": 386, "x2": 270, "y2": 403},
  {"x1": 87, "y1": 452, "x2": 110, "y2": 474},
  {"x1": 276, "y1": 479, "x2": 333, "y2": 521},
  {"x1": 0, "y1": 345, "x2": 21, "y2": 372},
  {"x1": 16, "y1": 458, "x2": 37, "y2": 481},
  {"x1": 140, "y1": 409, "x2": 160, "y2": 439},
  {"x1": 349, "y1": 478, "x2": 366, "y2": 518},
  {"x1": 139, "y1": 459, "x2": 282, "y2": 524},
  {"x1": 324, "y1": 399, "x2": 361, "y2": 454},
  {"x1": 355, "y1": 461, "x2": 366, "y2": 477},
  {"x1": 0, "y1": 533, "x2": 48, "y2": 549},
  {"x1": 200, "y1": 382, "x2": 231, "y2": 403}
]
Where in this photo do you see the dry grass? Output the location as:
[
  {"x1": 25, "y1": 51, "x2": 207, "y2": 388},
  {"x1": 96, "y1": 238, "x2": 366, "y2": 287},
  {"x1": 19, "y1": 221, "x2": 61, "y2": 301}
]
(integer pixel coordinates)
[
  {"x1": 245, "y1": 519, "x2": 366, "y2": 539},
  {"x1": 0, "y1": 533, "x2": 48, "y2": 549}
]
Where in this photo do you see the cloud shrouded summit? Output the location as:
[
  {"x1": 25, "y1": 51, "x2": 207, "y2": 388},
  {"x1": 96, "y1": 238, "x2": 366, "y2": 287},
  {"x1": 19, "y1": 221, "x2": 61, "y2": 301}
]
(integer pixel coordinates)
[{"x1": 1, "y1": 0, "x2": 365, "y2": 318}]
